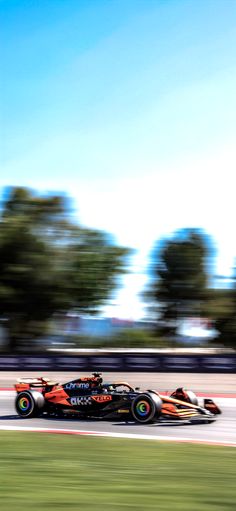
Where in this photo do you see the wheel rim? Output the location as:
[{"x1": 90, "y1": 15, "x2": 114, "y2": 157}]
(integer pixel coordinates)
[
  {"x1": 135, "y1": 399, "x2": 151, "y2": 418},
  {"x1": 18, "y1": 396, "x2": 31, "y2": 412},
  {"x1": 16, "y1": 393, "x2": 34, "y2": 416}
]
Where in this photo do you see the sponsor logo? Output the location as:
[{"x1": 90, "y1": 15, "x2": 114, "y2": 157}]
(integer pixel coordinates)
[
  {"x1": 126, "y1": 357, "x2": 159, "y2": 369},
  {"x1": 0, "y1": 357, "x2": 19, "y2": 368},
  {"x1": 163, "y1": 357, "x2": 198, "y2": 368},
  {"x1": 78, "y1": 382, "x2": 90, "y2": 389},
  {"x1": 56, "y1": 357, "x2": 86, "y2": 368},
  {"x1": 91, "y1": 395, "x2": 112, "y2": 403},
  {"x1": 22, "y1": 357, "x2": 52, "y2": 368},
  {"x1": 70, "y1": 397, "x2": 92, "y2": 406},
  {"x1": 91, "y1": 357, "x2": 121, "y2": 369},
  {"x1": 202, "y1": 357, "x2": 235, "y2": 369},
  {"x1": 65, "y1": 382, "x2": 90, "y2": 390},
  {"x1": 65, "y1": 383, "x2": 78, "y2": 390}
]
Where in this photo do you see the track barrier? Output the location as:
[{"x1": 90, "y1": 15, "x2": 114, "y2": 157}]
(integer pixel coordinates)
[{"x1": 0, "y1": 353, "x2": 235, "y2": 372}]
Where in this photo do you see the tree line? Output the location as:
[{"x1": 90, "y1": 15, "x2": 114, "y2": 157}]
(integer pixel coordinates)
[
  {"x1": 148, "y1": 229, "x2": 236, "y2": 347},
  {"x1": 0, "y1": 186, "x2": 235, "y2": 351}
]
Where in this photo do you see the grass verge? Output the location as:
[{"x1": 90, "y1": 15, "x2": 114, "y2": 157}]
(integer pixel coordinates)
[{"x1": 0, "y1": 432, "x2": 235, "y2": 510}]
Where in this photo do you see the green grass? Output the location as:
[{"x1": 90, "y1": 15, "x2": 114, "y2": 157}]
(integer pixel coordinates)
[{"x1": 0, "y1": 432, "x2": 235, "y2": 510}]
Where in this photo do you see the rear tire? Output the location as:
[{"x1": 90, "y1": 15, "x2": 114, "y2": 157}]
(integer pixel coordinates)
[
  {"x1": 131, "y1": 393, "x2": 162, "y2": 424},
  {"x1": 15, "y1": 391, "x2": 45, "y2": 418}
]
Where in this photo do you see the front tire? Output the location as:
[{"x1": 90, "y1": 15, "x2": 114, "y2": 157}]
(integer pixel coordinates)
[
  {"x1": 131, "y1": 393, "x2": 162, "y2": 424},
  {"x1": 183, "y1": 390, "x2": 198, "y2": 406},
  {"x1": 171, "y1": 388, "x2": 199, "y2": 406},
  {"x1": 15, "y1": 391, "x2": 45, "y2": 418}
]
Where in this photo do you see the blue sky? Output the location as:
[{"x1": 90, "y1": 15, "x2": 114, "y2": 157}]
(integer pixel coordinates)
[{"x1": 1, "y1": 0, "x2": 236, "y2": 318}]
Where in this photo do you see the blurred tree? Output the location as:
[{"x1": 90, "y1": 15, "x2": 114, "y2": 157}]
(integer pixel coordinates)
[
  {"x1": 67, "y1": 228, "x2": 129, "y2": 313},
  {"x1": 207, "y1": 280, "x2": 236, "y2": 348},
  {"x1": 148, "y1": 229, "x2": 214, "y2": 333},
  {"x1": 0, "y1": 187, "x2": 130, "y2": 351}
]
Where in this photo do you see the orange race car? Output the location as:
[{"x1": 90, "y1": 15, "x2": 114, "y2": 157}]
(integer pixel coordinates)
[{"x1": 15, "y1": 372, "x2": 221, "y2": 424}]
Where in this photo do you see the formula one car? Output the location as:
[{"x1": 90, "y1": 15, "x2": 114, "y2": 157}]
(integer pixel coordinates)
[{"x1": 14, "y1": 372, "x2": 221, "y2": 424}]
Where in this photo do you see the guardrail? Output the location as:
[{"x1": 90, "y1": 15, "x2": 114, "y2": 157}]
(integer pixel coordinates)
[{"x1": 0, "y1": 353, "x2": 235, "y2": 372}]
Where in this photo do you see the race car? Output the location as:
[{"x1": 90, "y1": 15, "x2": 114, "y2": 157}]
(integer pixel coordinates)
[{"x1": 14, "y1": 372, "x2": 221, "y2": 424}]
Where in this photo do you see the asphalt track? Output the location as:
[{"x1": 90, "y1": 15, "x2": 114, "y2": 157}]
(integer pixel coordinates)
[
  {"x1": 0, "y1": 372, "x2": 235, "y2": 445},
  {"x1": 0, "y1": 371, "x2": 236, "y2": 394}
]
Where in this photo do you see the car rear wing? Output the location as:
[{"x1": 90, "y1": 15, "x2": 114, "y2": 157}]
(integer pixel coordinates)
[{"x1": 15, "y1": 377, "x2": 58, "y2": 392}]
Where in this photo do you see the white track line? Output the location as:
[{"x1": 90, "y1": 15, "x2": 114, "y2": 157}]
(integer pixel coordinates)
[{"x1": 0, "y1": 425, "x2": 235, "y2": 447}]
